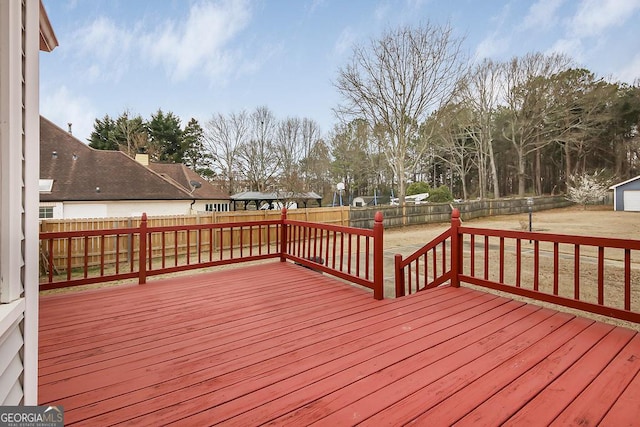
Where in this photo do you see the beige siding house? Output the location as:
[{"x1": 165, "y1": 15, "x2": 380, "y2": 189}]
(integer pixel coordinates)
[
  {"x1": 0, "y1": 0, "x2": 58, "y2": 404},
  {"x1": 40, "y1": 117, "x2": 230, "y2": 219}
]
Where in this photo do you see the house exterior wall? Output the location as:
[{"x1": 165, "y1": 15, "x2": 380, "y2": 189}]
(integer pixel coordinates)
[
  {"x1": 191, "y1": 200, "x2": 230, "y2": 213},
  {"x1": 0, "y1": 0, "x2": 42, "y2": 404},
  {"x1": 613, "y1": 178, "x2": 640, "y2": 211},
  {"x1": 45, "y1": 199, "x2": 230, "y2": 219}
]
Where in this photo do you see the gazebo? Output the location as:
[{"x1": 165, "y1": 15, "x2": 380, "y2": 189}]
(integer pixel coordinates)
[{"x1": 230, "y1": 191, "x2": 323, "y2": 210}]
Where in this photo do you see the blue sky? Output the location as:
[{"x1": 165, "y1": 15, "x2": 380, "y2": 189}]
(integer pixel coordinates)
[{"x1": 40, "y1": 0, "x2": 640, "y2": 143}]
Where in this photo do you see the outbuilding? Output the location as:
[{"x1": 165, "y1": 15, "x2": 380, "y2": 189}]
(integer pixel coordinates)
[{"x1": 610, "y1": 175, "x2": 640, "y2": 211}]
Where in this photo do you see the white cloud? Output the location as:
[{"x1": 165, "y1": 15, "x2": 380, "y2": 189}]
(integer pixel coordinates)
[
  {"x1": 474, "y1": 34, "x2": 510, "y2": 60},
  {"x1": 334, "y1": 27, "x2": 357, "y2": 57},
  {"x1": 41, "y1": 86, "x2": 98, "y2": 143},
  {"x1": 522, "y1": 0, "x2": 565, "y2": 31},
  {"x1": 308, "y1": 0, "x2": 326, "y2": 14},
  {"x1": 474, "y1": 4, "x2": 512, "y2": 60},
  {"x1": 69, "y1": 16, "x2": 134, "y2": 82},
  {"x1": 142, "y1": 0, "x2": 252, "y2": 82},
  {"x1": 59, "y1": 1, "x2": 254, "y2": 85},
  {"x1": 570, "y1": 0, "x2": 640, "y2": 38},
  {"x1": 374, "y1": 2, "x2": 391, "y2": 21}
]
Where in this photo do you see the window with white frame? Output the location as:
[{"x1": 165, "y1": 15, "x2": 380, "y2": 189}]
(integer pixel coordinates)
[
  {"x1": 39, "y1": 206, "x2": 54, "y2": 219},
  {"x1": 205, "y1": 203, "x2": 229, "y2": 212}
]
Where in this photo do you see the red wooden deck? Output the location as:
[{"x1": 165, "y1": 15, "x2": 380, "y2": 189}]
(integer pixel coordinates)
[{"x1": 39, "y1": 262, "x2": 640, "y2": 426}]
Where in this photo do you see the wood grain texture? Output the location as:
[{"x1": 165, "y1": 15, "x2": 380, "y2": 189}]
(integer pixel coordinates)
[{"x1": 39, "y1": 262, "x2": 640, "y2": 426}]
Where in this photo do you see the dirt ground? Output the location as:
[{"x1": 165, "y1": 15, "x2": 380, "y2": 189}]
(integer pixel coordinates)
[{"x1": 384, "y1": 204, "x2": 638, "y2": 250}]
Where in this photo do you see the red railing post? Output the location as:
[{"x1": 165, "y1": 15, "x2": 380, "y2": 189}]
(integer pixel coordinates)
[
  {"x1": 450, "y1": 208, "x2": 461, "y2": 288},
  {"x1": 394, "y1": 253, "x2": 405, "y2": 297},
  {"x1": 139, "y1": 213, "x2": 147, "y2": 284},
  {"x1": 373, "y1": 211, "x2": 384, "y2": 300},
  {"x1": 280, "y1": 208, "x2": 288, "y2": 262}
]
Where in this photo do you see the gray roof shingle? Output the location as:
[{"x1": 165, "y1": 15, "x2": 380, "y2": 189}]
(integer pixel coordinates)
[
  {"x1": 40, "y1": 116, "x2": 227, "y2": 201},
  {"x1": 148, "y1": 163, "x2": 228, "y2": 199}
]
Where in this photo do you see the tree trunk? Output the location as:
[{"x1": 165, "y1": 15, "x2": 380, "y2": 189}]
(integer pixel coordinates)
[
  {"x1": 564, "y1": 142, "x2": 572, "y2": 190},
  {"x1": 518, "y1": 149, "x2": 526, "y2": 196},
  {"x1": 461, "y1": 172, "x2": 468, "y2": 200},
  {"x1": 535, "y1": 148, "x2": 542, "y2": 195},
  {"x1": 488, "y1": 141, "x2": 500, "y2": 198}
]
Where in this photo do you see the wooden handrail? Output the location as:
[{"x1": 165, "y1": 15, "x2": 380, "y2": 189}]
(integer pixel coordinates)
[
  {"x1": 39, "y1": 210, "x2": 386, "y2": 299},
  {"x1": 395, "y1": 208, "x2": 640, "y2": 323}
]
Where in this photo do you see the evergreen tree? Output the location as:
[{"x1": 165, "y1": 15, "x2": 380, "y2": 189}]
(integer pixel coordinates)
[
  {"x1": 88, "y1": 114, "x2": 118, "y2": 150},
  {"x1": 182, "y1": 118, "x2": 215, "y2": 179},
  {"x1": 148, "y1": 109, "x2": 184, "y2": 162}
]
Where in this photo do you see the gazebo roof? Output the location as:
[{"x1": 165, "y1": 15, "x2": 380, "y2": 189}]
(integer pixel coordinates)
[{"x1": 230, "y1": 191, "x2": 322, "y2": 201}]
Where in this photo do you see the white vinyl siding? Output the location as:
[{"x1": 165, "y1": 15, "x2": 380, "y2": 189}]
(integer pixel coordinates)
[
  {"x1": 0, "y1": 0, "x2": 42, "y2": 405},
  {"x1": 0, "y1": 309, "x2": 25, "y2": 405}
]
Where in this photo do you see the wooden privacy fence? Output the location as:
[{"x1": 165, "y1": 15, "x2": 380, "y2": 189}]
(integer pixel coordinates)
[
  {"x1": 39, "y1": 208, "x2": 384, "y2": 300},
  {"x1": 39, "y1": 207, "x2": 350, "y2": 273},
  {"x1": 395, "y1": 208, "x2": 640, "y2": 323}
]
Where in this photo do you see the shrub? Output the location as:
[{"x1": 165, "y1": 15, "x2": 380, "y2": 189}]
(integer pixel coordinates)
[
  {"x1": 566, "y1": 170, "x2": 612, "y2": 209},
  {"x1": 429, "y1": 185, "x2": 454, "y2": 203},
  {"x1": 406, "y1": 181, "x2": 430, "y2": 196}
]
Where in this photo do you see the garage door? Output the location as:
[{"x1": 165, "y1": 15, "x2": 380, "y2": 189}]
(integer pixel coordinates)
[{"x1": 623, "y1": 190, "x2": 640, "y2": 211}]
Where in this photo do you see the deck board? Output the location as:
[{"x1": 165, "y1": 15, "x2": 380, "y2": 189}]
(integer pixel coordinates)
[{"x1": 38, "y1": 261, "x2": 640, "y2": 426}]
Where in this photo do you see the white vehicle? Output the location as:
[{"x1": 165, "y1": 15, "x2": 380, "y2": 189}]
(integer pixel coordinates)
[{"x1": 391, "y1": 193, "x2": 430, "y2": 205}]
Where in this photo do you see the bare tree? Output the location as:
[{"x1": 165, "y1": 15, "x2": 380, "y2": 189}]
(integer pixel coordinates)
[
  {"x1": 334, "y1": 22, "x2": 466, "y2": 204},
  {"x1": 276, "y1": 117, "x2": 303, "y2": 192},
  {"x1": 330, "y1": 119, "x2": 373, "y2": 198},
  {"x1": 546, "y1": 69, "x2": 618, "y2": 182},
  {"x1": 500, "y1": 52, "x2": 572, "y2": 196},
  {"x1": 429, "y1": 103, "x2": 476, "y2": 200},
  {"x1": 301, "y1": 137, "x2": 332, "y2": 198},
  {"x1": 238, "y1": 106, "x2": 279, "y2": 192},
  {"x1": 458, "y1": 59, "x2": 502, "y2": 198},
  {"x1": 204, "y1": 111, "x2": 249, "y2": 195},
  {"x1": 114, "y1": 110, "x2": 146, "y2": 158},
  {"x1": 300, "y1": 118, "x2": 321, "y2": 190}
]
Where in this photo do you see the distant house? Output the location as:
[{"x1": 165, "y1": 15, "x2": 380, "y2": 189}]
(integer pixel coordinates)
[
  {"x1": 610, "y1": 175, "x2": 640, "y2": 211},
  {"x1": 39, "y1": 116, "x2": 230, "y2": 219}
]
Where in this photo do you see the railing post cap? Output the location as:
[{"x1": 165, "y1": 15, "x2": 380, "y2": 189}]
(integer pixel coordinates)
[
  {"x1": 451, "y1": 208, "x2": 460, "y2": 219},
  {"x1": 142, "y1": 212, "x2": 147, "y2": 221},
  {"x1": 374, "y1": 211, "x2": 384, "y2": 223}
]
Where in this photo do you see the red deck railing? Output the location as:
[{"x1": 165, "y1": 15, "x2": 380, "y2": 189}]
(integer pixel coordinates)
[
  {"x1": 39, "y1": 210, "x2": 385, "y2": 299},
  {"x1": 395, "y1": 208, "x2": 640, "y2": 323},
  {"x1": 394, "y1": 228, "x2": 452, "y2": 297}
]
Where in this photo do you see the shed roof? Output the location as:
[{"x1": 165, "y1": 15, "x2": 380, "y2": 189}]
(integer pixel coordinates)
[{"x1": 609, "y1": 175, "x2": 640, "y2": 190}]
